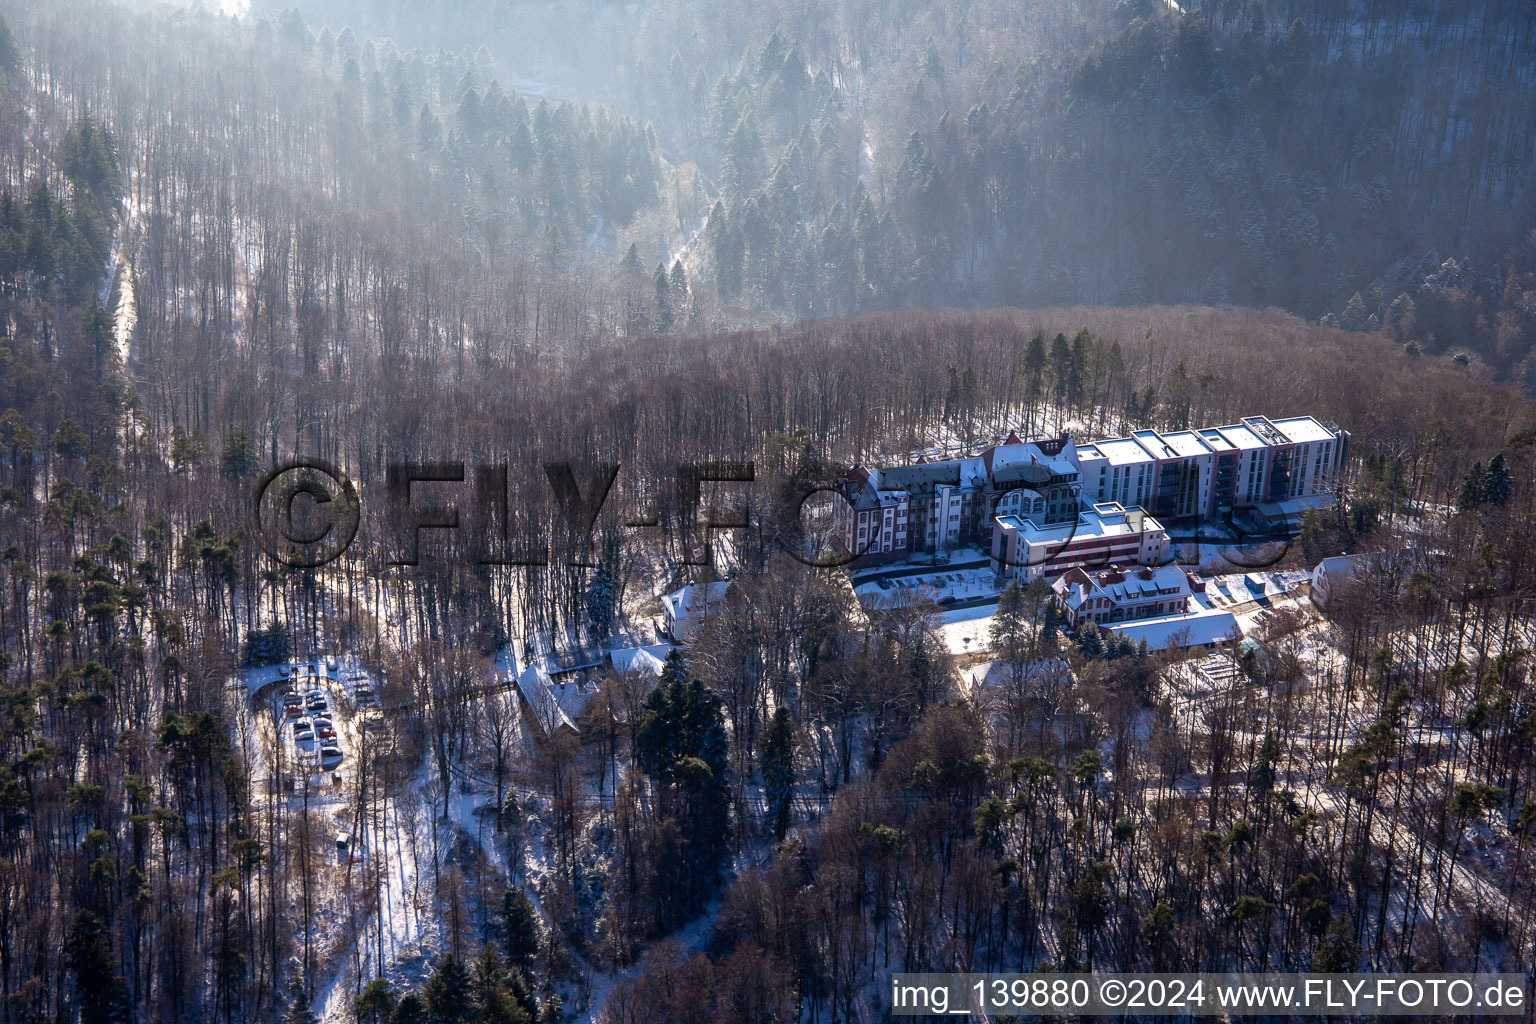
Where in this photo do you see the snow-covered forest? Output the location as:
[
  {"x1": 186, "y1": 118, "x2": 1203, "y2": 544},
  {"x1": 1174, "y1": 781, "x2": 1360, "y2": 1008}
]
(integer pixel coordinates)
[{"x1": 2, "y1": 0, "x2": 1536, "y2": 1022}]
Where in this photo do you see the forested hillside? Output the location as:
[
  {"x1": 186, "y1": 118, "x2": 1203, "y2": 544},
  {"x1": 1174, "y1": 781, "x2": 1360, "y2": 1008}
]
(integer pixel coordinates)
[
  {"x1": 251, "y1": 0, "x2": 1536, "y2": 374},
  {"x1": 4, "y1": 0, "x2": 1536, "y2": 1022}
]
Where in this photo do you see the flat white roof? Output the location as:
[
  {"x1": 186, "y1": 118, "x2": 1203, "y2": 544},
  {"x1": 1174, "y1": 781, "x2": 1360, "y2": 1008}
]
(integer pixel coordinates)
[
  {"x1": 1197, "y1": 428, "x2": 1236, "y2": 452},
  {"x1": 1213, "y1": 424, "x2": 1268, "y2": 450},
  {"x1": 1271, "y1": 416, "x2": 1336, "y2": 445},
  {"x1": 1080, "y1": 437, "x2": 1156, "y2": 467},
  {"x1": 1160, "y1": 430, "x2": 1215, "y2": 459},
  {"x1": 1106, "y1": 608, "x2": 1239, "y2": 650},
  {"x1": 997, "y1": 504, "x2": 1162, "y2": 546},
  {"x1": 1082, "y1": 416, "x2": 1340, "y2": 468},
  {"x1": 1130, "y1": 430, "x2": 1180, "y2": 461}
]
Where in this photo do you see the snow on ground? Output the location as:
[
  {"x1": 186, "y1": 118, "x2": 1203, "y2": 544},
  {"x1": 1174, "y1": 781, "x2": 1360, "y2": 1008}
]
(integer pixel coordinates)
[
  {"x1": 935, "y1": 602, "x2": 999, "y2": 658},
  {"x1": 856, "y1": 566, "x2": 1000, "y2": 609}
]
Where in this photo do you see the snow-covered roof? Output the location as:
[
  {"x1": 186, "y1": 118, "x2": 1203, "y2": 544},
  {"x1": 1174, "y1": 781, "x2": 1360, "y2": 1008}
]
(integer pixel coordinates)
[
  {"x1": 1271, "y1": 415, "x2": 1338, "y2": 445},
  {"x1": 1079, "y1": 436, "x2": 1156, "y2": 467},
  {"x1": 609, "y1": 646, "x2": 667, "y2": 678},
  {"x1": 989, "y1": 438, "x2": 1078, "y2": 481},
  {"x1": 1313, "y1": 554, "x2": 1366, "y2": 578},
  {"x1": 970, "y1": 657, "x2": 1072, "y2": 690},
  {"x1": 841, "y1": 466, "x2": 910, "y2": 509},
  {"x1": 880, "y1": 457, "x2": 978, "y2": 492},
  {"x1": 1212, "y1": 423, "x2": 1269, "y2": 451},
  {"x1": 1251, "y1": 492, "x2": 1333, "y2": 522},
  {"x1": 1197, "y1": 428, "x2": 1237, "y2": 452},
  {"x1": 1106, "y1": 609, "x2": 1240, "y2": 650},
  {"x1": 661, "y1": 581, "x2": 731, "y2": 622},
  {"x1": 1159, "y1": 430, "x2": 1215, "y2": 459},
  {"x1": 995, "y1": 502, "x2": 1161, "y2": 546},
  {"x1": 1054, "y1": 563, "x2": 1192, "y2": 612},
  {"x1": 515, "y1": 663, "x2": 577, "y2": 735},
  {"x1": 856, "y1": 567, "x2": 999, "y2": 610}
]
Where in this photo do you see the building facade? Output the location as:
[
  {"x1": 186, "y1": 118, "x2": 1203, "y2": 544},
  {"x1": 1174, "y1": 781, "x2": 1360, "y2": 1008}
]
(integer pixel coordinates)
[
  {"x1": 1077, "y1": 415, "x2": 1348, "y2": 525},
  {"x1": 836, "y1": 414, "x2": 1348, "y2": 577},
  {"x1": 1052, "y1": 563, "x2": 1199, "y2": 630},
  {"x1": 991, "y1": 502, "x2": 1171, "y2": 582},
  {"x1": 832, "y1": 467, "x2": 911, "y2": 566},
  {"x1": 833, "y1": 434, "x2": 1081, "y2": 566}
]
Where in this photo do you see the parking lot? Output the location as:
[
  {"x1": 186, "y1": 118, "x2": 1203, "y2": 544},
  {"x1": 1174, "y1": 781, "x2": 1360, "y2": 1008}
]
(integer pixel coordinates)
[{"x1": 248, "y1": 655, "x2": 387, "y2": 781}]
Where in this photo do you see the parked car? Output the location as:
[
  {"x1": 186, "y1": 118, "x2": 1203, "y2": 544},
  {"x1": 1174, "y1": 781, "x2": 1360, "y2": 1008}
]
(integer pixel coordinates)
[
  {"x1": 319, "y1": 745, "x2": 343, "y2": 770},
  {"x1": 306, "y1": 696, "x2": 327, "y2": 712},
  {"x1": 316, "y1": 724, "x2": 336, "y2": 741}
]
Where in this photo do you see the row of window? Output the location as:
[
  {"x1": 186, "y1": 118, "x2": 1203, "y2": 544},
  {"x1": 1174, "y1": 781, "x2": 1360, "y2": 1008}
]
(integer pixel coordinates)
[{"x1": 1075, "y1": 600, "x2": 1175, "y2": 625}]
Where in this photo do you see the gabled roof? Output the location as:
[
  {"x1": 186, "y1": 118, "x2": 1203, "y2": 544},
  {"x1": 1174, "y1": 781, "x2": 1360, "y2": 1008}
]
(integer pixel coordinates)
[
  {"x1": 991, "y1": 459, "x2": 1054, "y2": 486},
  {"x1": 610, "y1": 646, "x2": 667, "y2": 678},
  {"x1": 662, "y1": 581, "x2": 731, "y2": 622},
  {"x1": 1053, "y1": 563, "x2": 1191, "y2": 611},
  {"x1": 1313, "y1": 554, "x2": 1366, "y2": 577},
  {"x1": 990, "y1": 437, "x2": 1078, "y2": 480},
  {"x1": 515, "y1": 663, "x2": 578, "y2": 735}
]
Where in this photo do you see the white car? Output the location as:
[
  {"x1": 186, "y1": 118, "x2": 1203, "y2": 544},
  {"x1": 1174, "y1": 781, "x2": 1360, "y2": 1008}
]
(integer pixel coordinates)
[
  {"x1": 292, "y1": 719, "x2": 315, "y2": 752},
  {"x1": 319, "y1": 744, "x2": 343, "y2": 769}
]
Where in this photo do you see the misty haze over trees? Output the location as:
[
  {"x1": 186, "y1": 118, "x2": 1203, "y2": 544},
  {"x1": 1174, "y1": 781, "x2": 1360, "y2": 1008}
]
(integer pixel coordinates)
[
  {"x1": 249, "y1": 0, "x2": 1536, "y2": 377},
  {"x1": 0, "y1": 0, "x2": 1535, "y2": 1021}
]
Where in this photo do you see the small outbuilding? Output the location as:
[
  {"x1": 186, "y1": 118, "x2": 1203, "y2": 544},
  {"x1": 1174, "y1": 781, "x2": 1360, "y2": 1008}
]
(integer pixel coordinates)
[
  {"x1": 661, "y1": 581, "x2": 731, "y2": 643},
  {"x1": 1310, "y1": 554, "x2": 1368, "y2": 610}
]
